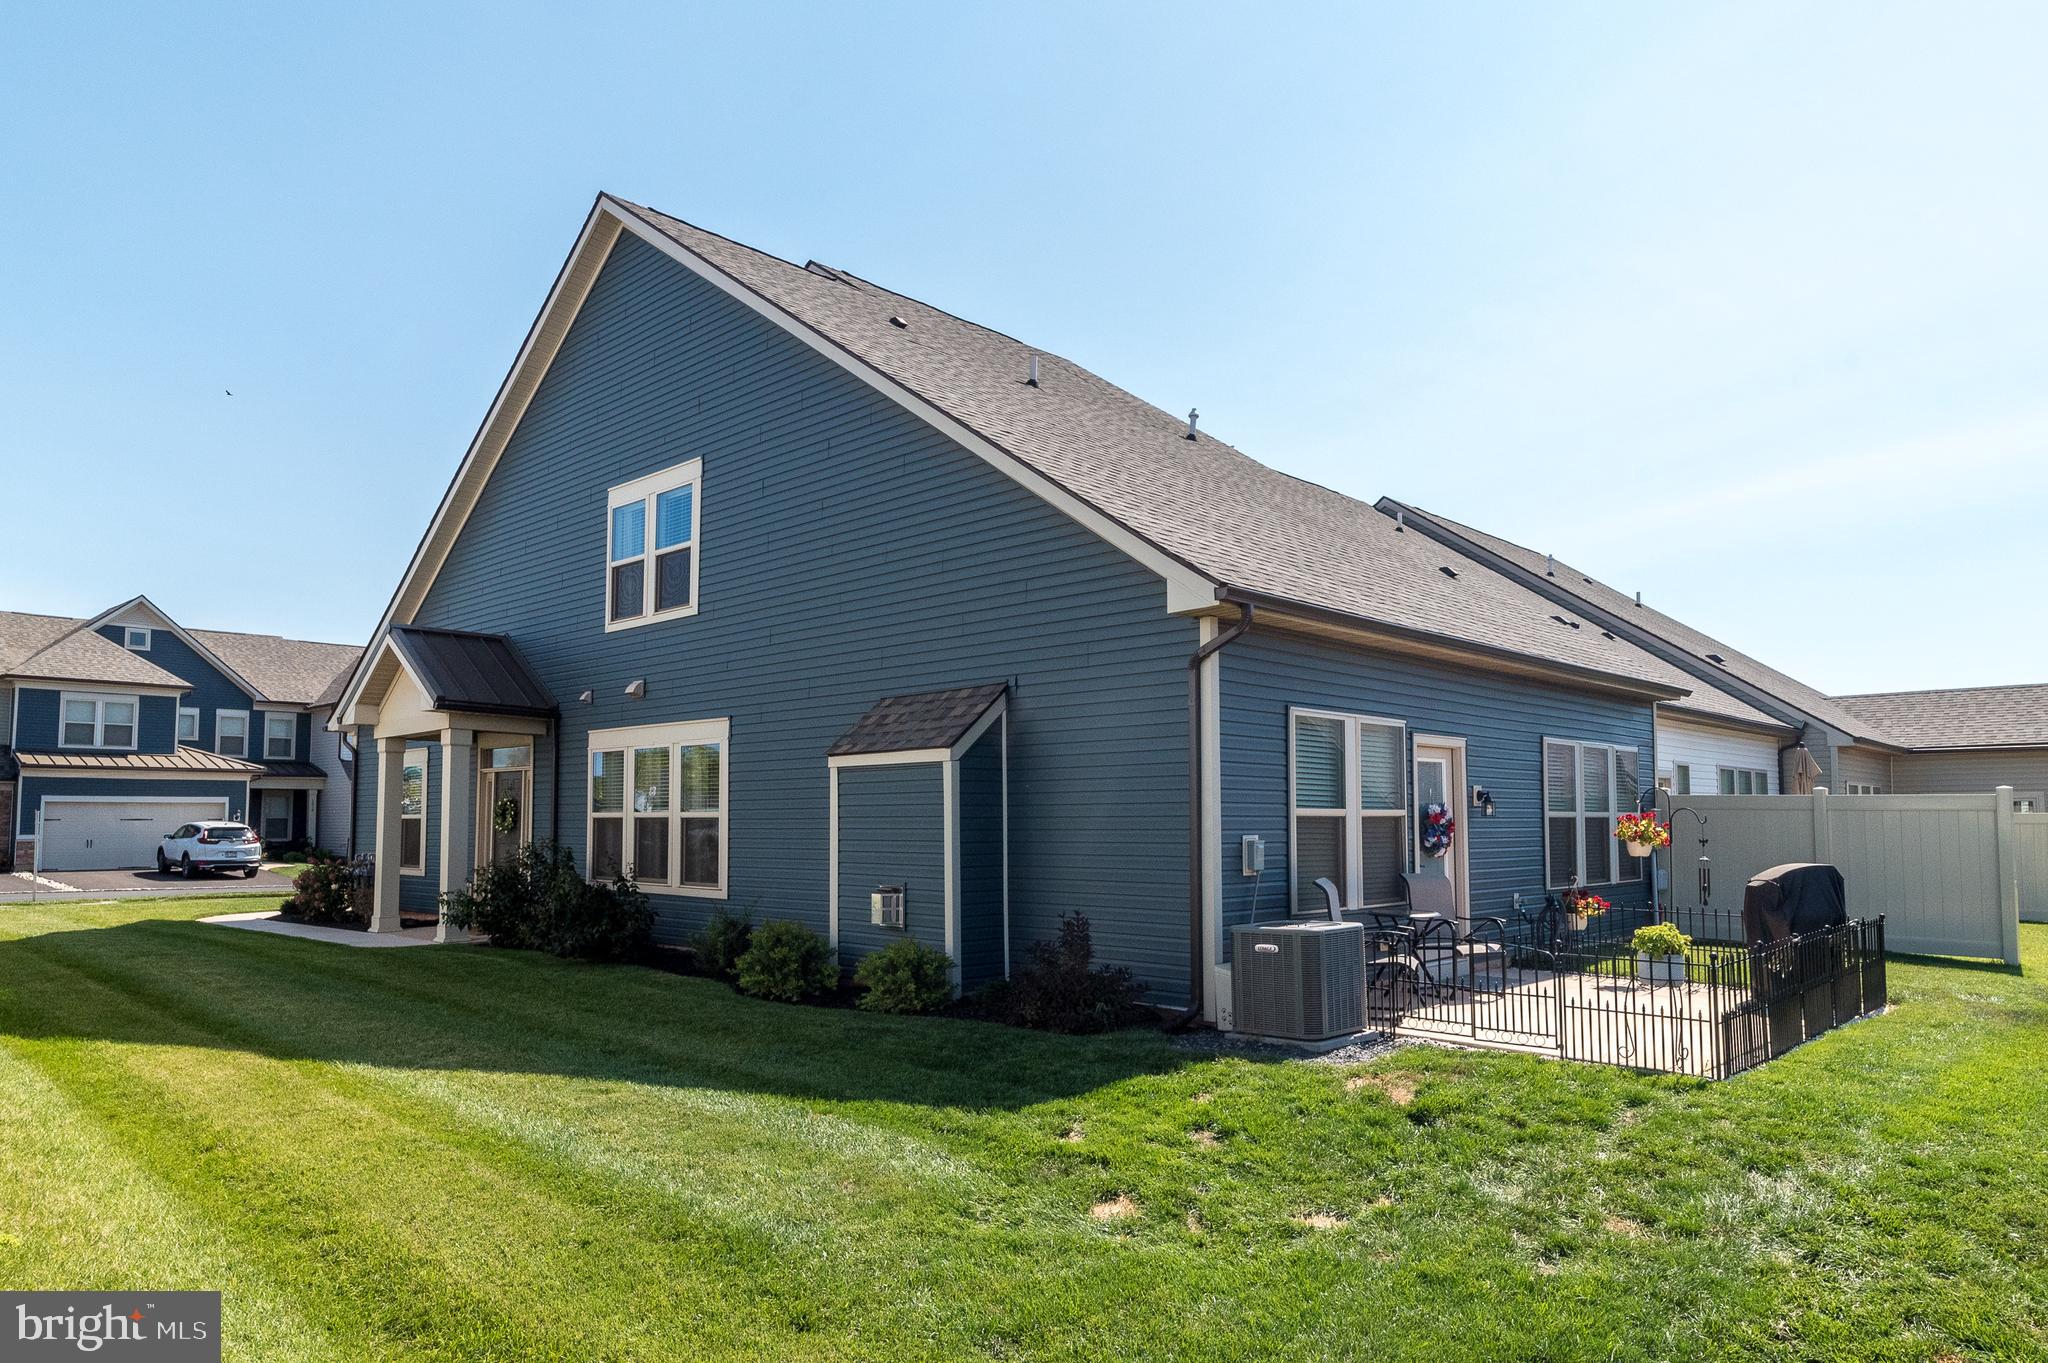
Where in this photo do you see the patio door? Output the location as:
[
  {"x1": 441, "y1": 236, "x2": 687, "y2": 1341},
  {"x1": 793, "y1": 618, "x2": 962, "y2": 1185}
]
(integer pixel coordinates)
[
  {"x1": 1412, "y1": 738, "x2": 1469, "y2": 923},
  {"x1": 478, "y1": 743, "x2": 532, "y2": 868}
]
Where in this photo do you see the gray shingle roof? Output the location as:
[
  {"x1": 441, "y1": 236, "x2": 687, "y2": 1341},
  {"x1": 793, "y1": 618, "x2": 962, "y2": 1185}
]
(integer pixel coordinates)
[
  {"x1": 387, "y1": 625, "x2": 555, "y2": 717},
  {"x1": 828, "y1": 683, "x2": 1008, "y2": 756},
  {"x1": 0, "y1": 612, "x2": 191, "y2": 688},
  {"x1": 1832, "y1": 684, "x2": 2048, "y2": 750},
  {"x1": 187, "y1": 628, "x2": 361, "y2": 706},
  {"x1": 610, "y1": 199, "x2": 1748, "y2": 703},
  {"x1": 1381, "y1": 502, "x2": 1902, "y2": 745}
]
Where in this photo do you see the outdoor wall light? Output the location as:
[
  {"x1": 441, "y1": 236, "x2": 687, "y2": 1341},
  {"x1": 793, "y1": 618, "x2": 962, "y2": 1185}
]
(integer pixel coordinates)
[{"x1": 1471, "y1": 785, "x2": 1496, "y2": 817}]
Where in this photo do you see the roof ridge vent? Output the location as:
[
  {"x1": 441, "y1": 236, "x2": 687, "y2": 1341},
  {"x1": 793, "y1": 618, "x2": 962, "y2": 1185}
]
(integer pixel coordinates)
[
  {"x1": 1705, "y1": 652, "x2": 1726, "y2": 664},
  {"x1": 1438, "y1": 565, "x2": 1457, "y2": 578},
  {"x1": 802, "y1": 261, "x2": 859, "y2": 288},
  {"x1": 1550, "y1": 614, "x2": 1581, "y2": 629}
]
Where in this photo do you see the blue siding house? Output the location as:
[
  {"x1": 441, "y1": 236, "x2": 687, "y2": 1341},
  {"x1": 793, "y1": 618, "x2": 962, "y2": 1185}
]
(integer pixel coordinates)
[
  {"x1": 333, "y1": 194, "x2": 1763, "y2": 1021},
  {"x1": 1, "y1": 598, "x2": 361, "y2": 873}
]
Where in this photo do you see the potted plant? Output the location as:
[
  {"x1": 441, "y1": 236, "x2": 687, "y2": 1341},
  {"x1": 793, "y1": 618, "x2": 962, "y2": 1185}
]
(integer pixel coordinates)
[
  {"x1": 1631, "y1": 922, "x2": 1692, "y2": 983},
  {"x1": 1614, "y1": 812, "x2": 1671, "y2": 860},
  {"x1": 1562, "y1": 889, "x2": 1610, "y2": 931}
]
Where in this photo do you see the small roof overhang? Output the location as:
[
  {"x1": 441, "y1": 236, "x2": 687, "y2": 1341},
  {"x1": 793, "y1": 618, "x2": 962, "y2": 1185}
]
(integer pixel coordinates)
[
  {"x1": 340, "y1": 626, "x2": 554, "y2": 734},
  {"x1": 827, "y1": 683, "x2": 1008, "y2": 766},
  {"x1": 15, "y1": 746, "x2": 266, "y2": 777}
]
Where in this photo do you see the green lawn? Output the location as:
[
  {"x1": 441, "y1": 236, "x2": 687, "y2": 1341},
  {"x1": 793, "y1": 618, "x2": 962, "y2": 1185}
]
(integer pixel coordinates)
[{"x1": 0, "y1": 900, "x2": 2041, "y2": 1362}]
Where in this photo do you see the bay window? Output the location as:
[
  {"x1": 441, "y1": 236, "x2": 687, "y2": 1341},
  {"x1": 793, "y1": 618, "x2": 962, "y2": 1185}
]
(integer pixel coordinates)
[
  {"x1": 1545, "y1": 739, "x2": 1645, "y2": 889},
  {"x1": 588, "y1": 717, "x2": 728, "y2": 895},
  {"x1": 1290, "y1": 708, "x2": 1408, "y2": 913}
]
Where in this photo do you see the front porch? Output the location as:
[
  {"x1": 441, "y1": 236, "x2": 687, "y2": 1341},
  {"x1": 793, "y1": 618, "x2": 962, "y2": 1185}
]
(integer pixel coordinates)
[{"x1": 337, "y1": 625, "x2": 557, "y2": 940}]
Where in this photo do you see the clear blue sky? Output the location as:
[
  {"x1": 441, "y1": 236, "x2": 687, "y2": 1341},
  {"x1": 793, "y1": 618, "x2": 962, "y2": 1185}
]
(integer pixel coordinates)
[{"x1": 5, "y1": 2, "x2": 2042, "y2": 692}]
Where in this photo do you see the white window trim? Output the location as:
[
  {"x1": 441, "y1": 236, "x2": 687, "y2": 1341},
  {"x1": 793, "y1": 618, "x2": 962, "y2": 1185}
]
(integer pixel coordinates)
[
  {"x1": 1717, "y1": 766, "x2": 1770, "y2": 795},
  {"x1": 216, "y1": 708, "x2": 251, "y2": 759},
  {"x1": 399, "y1": 746, "x2": 429, "y2": 874},
  {"x1": 1287, "y1": 705, "x2": 1409, "y2": 915},
  {"x1": 177, "y1": 707, "x2": 201, "y2": 744},
  {"x1": 1544, "y1": 738, "x2": 1642, "y2": 890},
  {"x1": 587, "y1": 716, "x2": 729, "y2": 897},
  {"x1": 122, "y1": 626, "x2": 151, "y2": 651},
  {"x1": 57, "y1": 691, "x2": 141, "y2": 751},
  {"x1": 604, "y1": 458, "x2": 703, "y2": 633},
  {"x1": 261, "y1": 710, "x2": 297, "y2": 761}
]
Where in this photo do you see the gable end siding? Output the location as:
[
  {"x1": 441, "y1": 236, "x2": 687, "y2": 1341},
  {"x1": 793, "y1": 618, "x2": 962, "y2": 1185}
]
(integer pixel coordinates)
[{"x1": 386, "y1": 230, "x2": 1195, "y2": 999}]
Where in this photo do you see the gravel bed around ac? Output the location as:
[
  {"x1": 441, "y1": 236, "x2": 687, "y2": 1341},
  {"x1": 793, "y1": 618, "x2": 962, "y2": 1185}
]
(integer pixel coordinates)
[{"x1": 1170, "y1": 1027, "x2": 1413, "y2": 1066}]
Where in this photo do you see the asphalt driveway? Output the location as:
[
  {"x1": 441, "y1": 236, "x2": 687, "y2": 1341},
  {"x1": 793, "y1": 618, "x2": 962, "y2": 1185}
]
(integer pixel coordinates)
[{"x1": 0, "y1": 866, "x2": 299, "y2": 904}]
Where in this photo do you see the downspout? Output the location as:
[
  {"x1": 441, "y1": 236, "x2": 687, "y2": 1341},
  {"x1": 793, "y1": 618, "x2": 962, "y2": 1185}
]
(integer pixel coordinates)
[
  {"x1": 550, "y1": 719, "x2": 562, "y2": 845},
  {"x1": 1170, "y1": 599, "x2": 1255, "y2": 1031}
]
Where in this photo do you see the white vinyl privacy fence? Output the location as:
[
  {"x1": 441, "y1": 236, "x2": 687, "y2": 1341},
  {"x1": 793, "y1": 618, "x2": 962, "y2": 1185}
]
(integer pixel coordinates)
[
  {"x1": 1661, "y1": 787, "x2": 2024, "y2": 966},
  {"x1": 2020, "y1": 812, "x2": 2048, "y2": 925}
]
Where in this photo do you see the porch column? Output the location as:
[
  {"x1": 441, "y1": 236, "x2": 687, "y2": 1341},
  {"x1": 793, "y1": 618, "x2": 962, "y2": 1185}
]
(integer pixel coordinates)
[
  {"x1": 437, "y1": 726, "x2": 475, "y2": 943},
  {"x1": 371, "y1": 735, "x2": 407, "y2": 933},
  {"x1": 305, "y1": 788, "x2": 320, "y2": 853}
]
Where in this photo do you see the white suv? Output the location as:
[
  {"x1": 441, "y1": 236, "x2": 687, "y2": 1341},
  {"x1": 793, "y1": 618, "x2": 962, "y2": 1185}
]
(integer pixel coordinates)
[{"x1": 157, "y1": 822, "x2": 263, "y2": 878}]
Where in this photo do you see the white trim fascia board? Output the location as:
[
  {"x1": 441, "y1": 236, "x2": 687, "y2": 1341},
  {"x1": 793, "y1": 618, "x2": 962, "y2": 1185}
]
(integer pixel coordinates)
[
  {"x1": 337, "y1": 635, "x2": 431, "y2": 730},
  {"x1": 37, "y1": 794, "x2": 234, "y2": 805},
  {"x1": 826, "y1": 748, "x2": 951, "y2": 769},
  {"x1": 9, "y1": 676, "x2": 188, "y2": 698},
  {"x1": 942, "y1": 758, "x2": 958, "y2": 985},
  {"x1": 827, "y1": 766, "x2": 840, "y2": 950},
  {"x1": 600, "y1": 198, "x2": 1219, "y2": 616},
  {"x1": 81, "y1": 595, "x2": 269, "y2": 701},
  {"x1": 333, "y1": 202, "x2": 626, "y2": 723},
  {"x1": 946, "y1": 694, "x2": 1008, "y2": 761}
]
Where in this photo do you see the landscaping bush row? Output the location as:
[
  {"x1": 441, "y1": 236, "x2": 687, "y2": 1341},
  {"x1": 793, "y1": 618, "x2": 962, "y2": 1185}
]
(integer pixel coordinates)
[{"x1": 413, "y1": 839, "x2": 1151, "y2": 1030}]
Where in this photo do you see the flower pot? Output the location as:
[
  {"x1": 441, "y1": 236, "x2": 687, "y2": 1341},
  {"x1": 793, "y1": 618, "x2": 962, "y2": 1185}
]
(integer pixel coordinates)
[
  {"x1": 1565, "y1": 912, "x2": 1589, "y2": 932},
  {"x1": 1637, "y1": 952, "x2": 1686, "y2": 984},
  {"x1": 1625, "y1": 839, "x2": 1654, "y2": 859}
]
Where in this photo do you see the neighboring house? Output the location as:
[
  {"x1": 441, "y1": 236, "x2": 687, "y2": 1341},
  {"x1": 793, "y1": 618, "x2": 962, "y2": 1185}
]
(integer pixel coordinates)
[
  {"x1": 1832, "y1": 685, "x2": 2048, "y2": 811},
  {"x1": 332, "y1": 193, "x2": 1767, "y2": 1023},
  {"x1": 1376, "y1": 502, "x2": 1907, "y2": 797},
  {"x1": 1, "y1": 596, "x2": 361, "y2": 872}
]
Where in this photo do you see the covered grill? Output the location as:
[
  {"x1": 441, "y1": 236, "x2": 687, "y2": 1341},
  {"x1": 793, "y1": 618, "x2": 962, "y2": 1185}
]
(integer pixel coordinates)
[{"x1": 1742, "y1": 862, "x2": 1847, "y2": 946}]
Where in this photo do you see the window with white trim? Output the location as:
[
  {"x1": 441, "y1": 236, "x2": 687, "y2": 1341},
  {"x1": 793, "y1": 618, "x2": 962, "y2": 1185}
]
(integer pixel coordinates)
[
  {"x1": 59, "y1": 693, "x2": 138, "y2": 749},
  {"x1": 606, "y1": 459, "x2": 701, "y2": 629},
  {"x1": 216, "y1": 710, "x2": 249, "y2": 758},
  {"x1": 1290, "y1": 708, "x2": 1408, "y2": 913},
  {"x1": 588, "y1": 717, "x2": 727, "y2": 894},
  {"x1": 1718, "y1": 767, "x2": 1769, "y2": 794},
  {"x1": 122, "y1": 627, "x2": 150, "y2": 651},
  {"x1": 399, "y1": 747, "x2": 427, "y2": 873},
  {"x1": 177, "y1": 707, "x2": 200, "y2": 743},
  {"x1": 1544, "y1": 739, "x2": 1643, "y2": 889},
  {"x1": 1844, "y1": 781, "x2": 1882, "y2": 796},
  {"x1": 263, "y1": 712, "x2": 296, "y2": 760}
]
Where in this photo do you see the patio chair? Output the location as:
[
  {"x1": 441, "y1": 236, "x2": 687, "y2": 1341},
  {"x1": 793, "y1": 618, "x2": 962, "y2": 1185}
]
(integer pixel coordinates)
[{"x1": 1400, "y1": 872, "x2": 1508, "y2": 994}]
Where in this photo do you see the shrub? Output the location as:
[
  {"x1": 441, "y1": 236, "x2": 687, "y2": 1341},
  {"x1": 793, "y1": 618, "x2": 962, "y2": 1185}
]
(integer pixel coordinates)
[
  {"x1": 692, "y1": 907, "x2": 755, "y2": 980},
  {"x1": 1632, "y1": 922, "x2": 1692, "y2": 958},
  {"x1": 440, "y1": 841, "x2": 654, "y2": 962},
  {"x1": 853, "y1": 939, "x2": 954, "y2": 1014},
  {"x1": 734, "y1": 919, "x2": 838, "y2": 1002},
  {"x1": 997, "y1": 913, "x2": 1148, "y2": 1033},
  {"x1": 279, "y1": 850, "x2": 367, "y2": 926}
]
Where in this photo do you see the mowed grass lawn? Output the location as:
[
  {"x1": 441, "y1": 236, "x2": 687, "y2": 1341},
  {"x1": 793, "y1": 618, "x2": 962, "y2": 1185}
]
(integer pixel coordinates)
[{"x1": 0, "y1": 901, "x2": 2042, "y2": 1362}]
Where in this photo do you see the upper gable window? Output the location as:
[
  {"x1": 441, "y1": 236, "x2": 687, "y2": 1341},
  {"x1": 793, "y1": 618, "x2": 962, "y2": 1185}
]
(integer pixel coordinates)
[
  {"x1": 606, "y1": 459, "x2": 701, "y2": 630},
  {"x1": 122, "y1": 627, "x2": 151, "y2": 651}
]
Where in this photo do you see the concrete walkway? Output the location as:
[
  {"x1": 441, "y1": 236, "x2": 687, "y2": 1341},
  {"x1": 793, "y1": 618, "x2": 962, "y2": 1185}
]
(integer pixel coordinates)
[{"x1": 200, "y1": 910, "x2": 472, "y2": 948}]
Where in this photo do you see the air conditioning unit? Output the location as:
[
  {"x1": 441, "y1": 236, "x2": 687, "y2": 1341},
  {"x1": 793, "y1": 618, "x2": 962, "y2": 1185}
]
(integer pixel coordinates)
[{"x1": 1229, "y1": 921, "x2": 1365, "y2": 1042}]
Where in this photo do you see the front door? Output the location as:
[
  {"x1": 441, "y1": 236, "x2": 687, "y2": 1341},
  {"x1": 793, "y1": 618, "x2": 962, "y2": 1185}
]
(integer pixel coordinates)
[
  {"x1": 261, "y1": 790, "x2": 292, "y2": 844},
  {"x1": 1412, "y1": 740, "x2": 1468, "y2": 922},
  {"x1": 483, "y1": 768, "x2": 528, "y2": 867}
]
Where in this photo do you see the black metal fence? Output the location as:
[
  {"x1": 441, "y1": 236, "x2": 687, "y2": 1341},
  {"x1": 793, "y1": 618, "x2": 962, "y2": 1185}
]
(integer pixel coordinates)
[{"x1": 1366, "y1": 913, "x2": 1888, "y2": 1079}]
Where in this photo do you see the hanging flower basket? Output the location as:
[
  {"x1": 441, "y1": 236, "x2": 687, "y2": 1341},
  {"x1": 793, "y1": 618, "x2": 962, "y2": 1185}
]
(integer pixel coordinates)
[
  {"x1": 1613, "y1": 812, "x2": 1671, "y2": 859},
  {"x1": 1419, "y1": 802, "x2": 1456, "y2": 859},
  {"x1": 1562, "y1": 889, "x2": 1610, "y2": 931}
]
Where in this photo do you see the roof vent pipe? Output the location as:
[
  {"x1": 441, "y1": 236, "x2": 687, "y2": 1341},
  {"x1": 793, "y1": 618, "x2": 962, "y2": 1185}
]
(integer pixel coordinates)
[
  {"x1": 1545, "y1": 553, "x2": 1555, "y2": 577},
  {"x1": 1186, "y1": 409, "x2": 1199, "y2": 441},
  {"x1": 1027, "y1": 354, "x2": 1039, "y2": 387},
  {"x1": 1635, "y1": 591, "x2": 1642, "y2": 606},
  {"x1": 1395, "y1": 509, "x2": 1406, "y2": 532}
]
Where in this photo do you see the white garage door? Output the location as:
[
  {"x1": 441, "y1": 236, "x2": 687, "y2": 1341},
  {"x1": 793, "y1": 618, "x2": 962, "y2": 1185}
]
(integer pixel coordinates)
[{"x1": 39, "y1": 799, "x2": 230, "y2": 871}]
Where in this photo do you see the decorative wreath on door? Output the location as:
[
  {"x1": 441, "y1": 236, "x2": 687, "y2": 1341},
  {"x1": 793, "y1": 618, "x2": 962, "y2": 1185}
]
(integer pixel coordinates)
[
  {"x1": 493, "y1": 797, "x2": 521, "y2": 835},
  {"x1": 1420, "y1": 802, "x2": 1456, "y2": 858}
]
